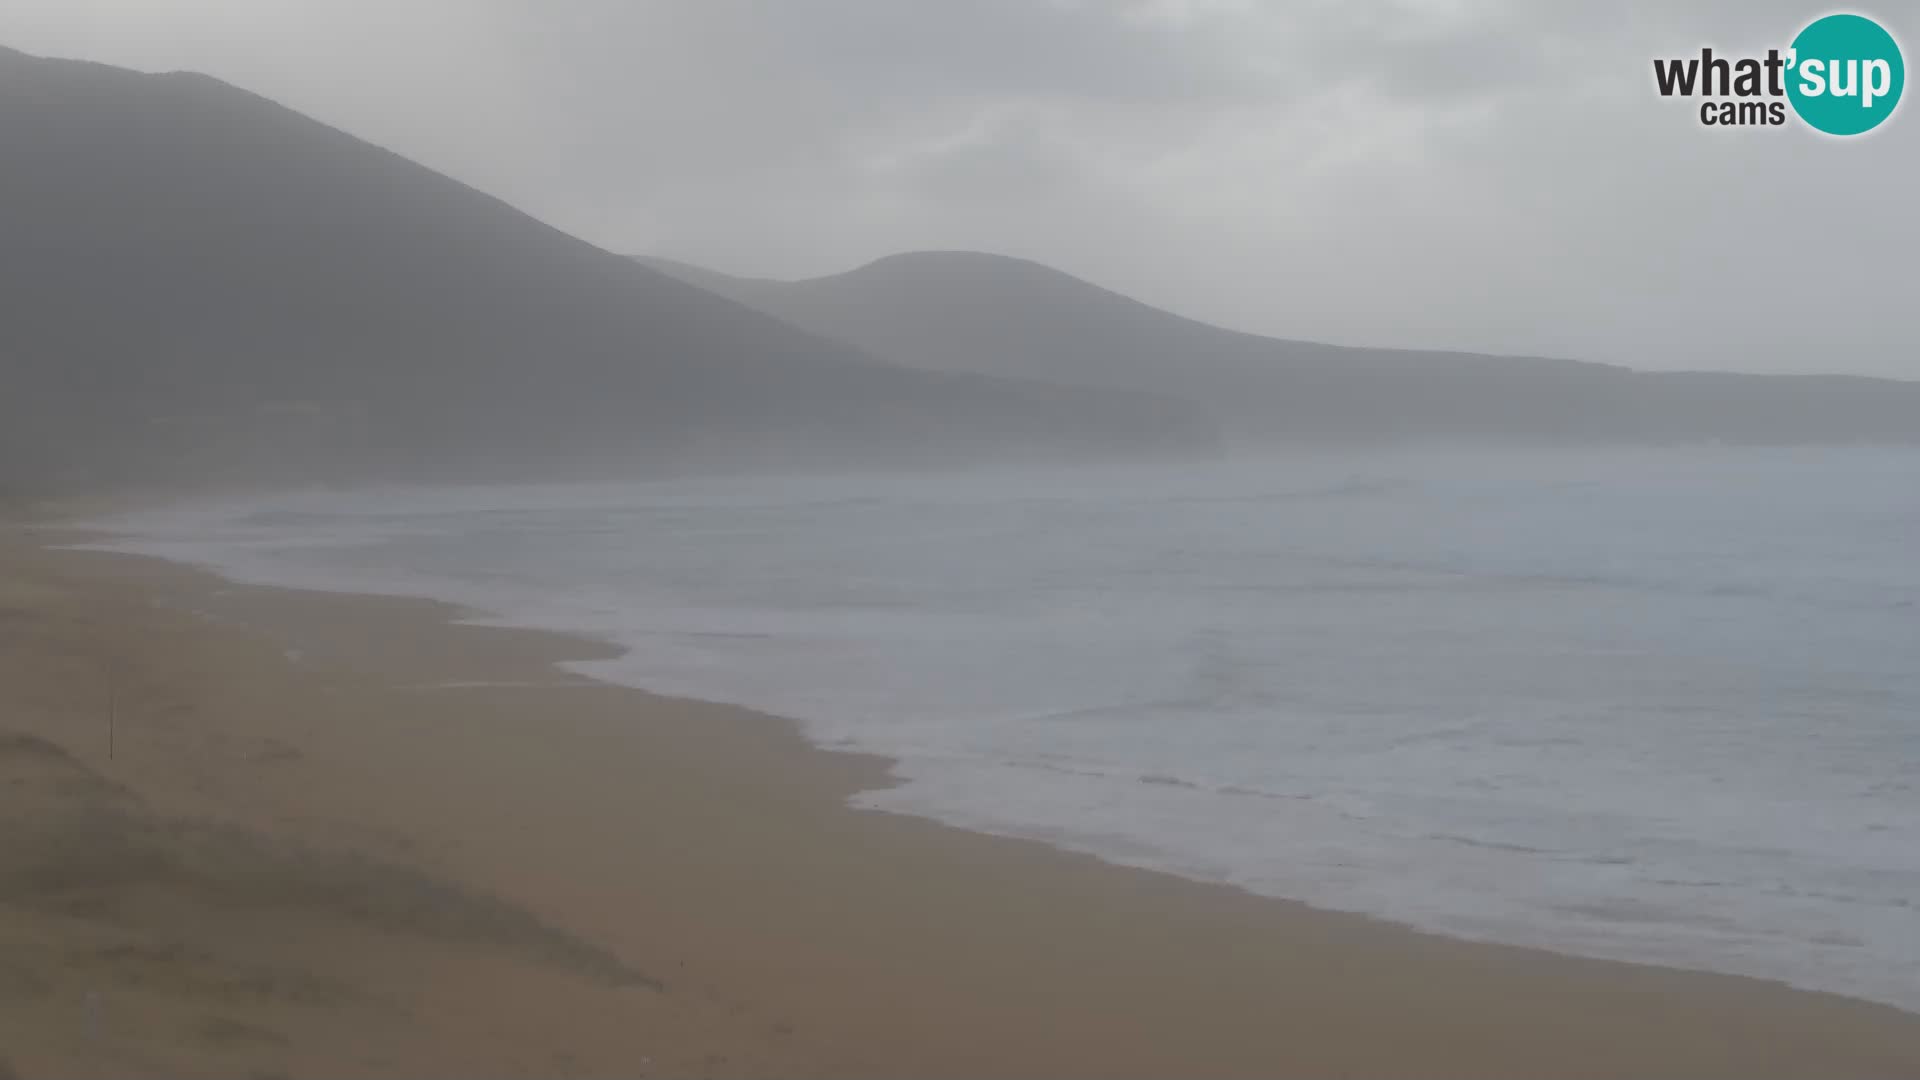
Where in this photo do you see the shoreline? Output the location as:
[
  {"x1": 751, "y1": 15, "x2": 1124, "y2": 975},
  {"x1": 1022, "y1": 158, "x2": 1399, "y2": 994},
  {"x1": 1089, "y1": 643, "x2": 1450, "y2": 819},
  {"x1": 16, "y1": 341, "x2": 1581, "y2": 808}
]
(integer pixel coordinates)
[
  {"x1": 63, "y1": 510, "x2": 1920, "y2": 1016},
  {"x1": 4, "y1": 524, "x2": 1920, "y2": 1077}
]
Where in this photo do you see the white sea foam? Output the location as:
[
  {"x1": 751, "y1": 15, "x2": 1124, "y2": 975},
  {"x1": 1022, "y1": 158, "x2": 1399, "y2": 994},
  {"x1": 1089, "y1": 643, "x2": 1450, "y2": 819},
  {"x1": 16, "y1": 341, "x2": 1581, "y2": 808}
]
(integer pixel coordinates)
[{"x1": 76, "y1": 449, "x2": 1920, "y2": 1010}]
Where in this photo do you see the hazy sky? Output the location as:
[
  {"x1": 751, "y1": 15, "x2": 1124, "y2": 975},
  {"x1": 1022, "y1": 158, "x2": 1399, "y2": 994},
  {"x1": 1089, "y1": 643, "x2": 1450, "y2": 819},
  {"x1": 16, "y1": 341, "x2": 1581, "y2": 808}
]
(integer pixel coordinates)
[{"x1": 3, "y1": 1, "x2": 1914, "y2": 376}]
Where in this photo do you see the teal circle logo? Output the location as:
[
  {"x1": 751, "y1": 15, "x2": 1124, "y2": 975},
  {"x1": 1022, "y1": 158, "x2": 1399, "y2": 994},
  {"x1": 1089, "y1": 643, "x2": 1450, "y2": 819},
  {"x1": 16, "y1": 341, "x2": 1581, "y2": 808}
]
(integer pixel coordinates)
[{"x1": 1787, "y1": 14, "x2": 1905, "y2": 135}]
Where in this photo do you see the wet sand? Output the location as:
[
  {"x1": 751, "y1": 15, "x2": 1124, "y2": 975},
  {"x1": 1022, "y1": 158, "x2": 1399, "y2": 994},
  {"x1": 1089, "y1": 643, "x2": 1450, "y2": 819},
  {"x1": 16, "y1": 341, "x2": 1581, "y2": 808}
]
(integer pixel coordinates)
[{"x1": 3, "y1": 525, "x2": 1919, "y2": 1078}]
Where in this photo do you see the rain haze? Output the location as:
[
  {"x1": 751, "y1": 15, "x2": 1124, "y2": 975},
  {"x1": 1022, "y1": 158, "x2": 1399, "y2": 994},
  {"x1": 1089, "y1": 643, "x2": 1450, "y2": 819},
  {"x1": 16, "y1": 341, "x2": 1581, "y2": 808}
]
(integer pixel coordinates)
[
  {"x1": 3, "y1": 0, "x2": 1914, "y2": 377},
  {"x1": 5, "y1": 5, "x2": 1920, "y2": 1078}
]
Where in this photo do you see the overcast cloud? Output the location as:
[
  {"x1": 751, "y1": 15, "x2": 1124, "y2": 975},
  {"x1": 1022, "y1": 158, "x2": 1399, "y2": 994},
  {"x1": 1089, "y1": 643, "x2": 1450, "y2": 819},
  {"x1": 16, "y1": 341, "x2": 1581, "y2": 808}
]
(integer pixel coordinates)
[{"x1": 3, "y1": 0, "x2": 1914, "y2": 375}]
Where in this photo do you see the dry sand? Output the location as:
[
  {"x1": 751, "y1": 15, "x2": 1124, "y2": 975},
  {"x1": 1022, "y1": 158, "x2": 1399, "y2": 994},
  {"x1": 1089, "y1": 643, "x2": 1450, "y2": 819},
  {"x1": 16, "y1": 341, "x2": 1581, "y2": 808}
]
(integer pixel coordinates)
[{"x1": 2, "y1": 523, "x2": 1919, "y2": 1078}]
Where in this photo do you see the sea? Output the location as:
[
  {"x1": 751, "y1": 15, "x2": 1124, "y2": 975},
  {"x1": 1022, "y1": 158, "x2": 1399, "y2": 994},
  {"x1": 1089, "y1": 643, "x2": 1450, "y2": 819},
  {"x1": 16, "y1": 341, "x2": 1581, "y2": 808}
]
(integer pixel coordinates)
[{"x1": 80, "y1": 448, "x2": 1920, "y2": 1010}]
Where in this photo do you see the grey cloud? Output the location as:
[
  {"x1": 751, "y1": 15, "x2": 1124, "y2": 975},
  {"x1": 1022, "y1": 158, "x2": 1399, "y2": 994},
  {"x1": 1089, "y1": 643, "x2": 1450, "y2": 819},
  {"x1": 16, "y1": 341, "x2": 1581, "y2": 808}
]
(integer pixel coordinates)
[{"x1": 0, "y1": 0, "x2": 1912, "y2": 377}]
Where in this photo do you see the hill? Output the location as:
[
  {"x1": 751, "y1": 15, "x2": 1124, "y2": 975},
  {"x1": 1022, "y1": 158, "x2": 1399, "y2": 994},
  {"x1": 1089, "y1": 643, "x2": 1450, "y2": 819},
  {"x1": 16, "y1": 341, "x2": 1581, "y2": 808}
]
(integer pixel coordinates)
[
  {"x1": 0, "y1": 49, "x2": 1210, "y2": 495},
  {"x1": 638, "y1": 251, "x2": 1920, "y2": 445}
]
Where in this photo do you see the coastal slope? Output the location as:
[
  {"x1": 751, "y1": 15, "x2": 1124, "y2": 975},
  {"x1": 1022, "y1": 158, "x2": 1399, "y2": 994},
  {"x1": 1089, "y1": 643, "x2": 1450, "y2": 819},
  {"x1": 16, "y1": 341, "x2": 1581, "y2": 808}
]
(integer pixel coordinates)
[
  {"x1": 0, "y1": 48, "x2": 1208, "y2": 495},
  {"x1": 639, "y1": 251, "x2": 1920, "y2": 445}
]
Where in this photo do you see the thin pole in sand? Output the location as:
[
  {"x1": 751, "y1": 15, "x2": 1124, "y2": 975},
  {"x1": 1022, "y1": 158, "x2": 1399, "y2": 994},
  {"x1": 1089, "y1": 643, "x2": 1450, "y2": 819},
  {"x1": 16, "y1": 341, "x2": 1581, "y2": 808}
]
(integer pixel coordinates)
[{"x1": 108, "y1": 684, "x2": 116, "y2": 761}]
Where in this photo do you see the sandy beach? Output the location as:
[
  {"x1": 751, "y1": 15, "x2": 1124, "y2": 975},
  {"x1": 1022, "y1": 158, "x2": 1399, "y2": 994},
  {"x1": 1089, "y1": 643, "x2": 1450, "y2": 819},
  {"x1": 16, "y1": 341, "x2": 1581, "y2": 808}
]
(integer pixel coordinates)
[{"x1": 4, "y1": 522, "x2": 1920, "y2": 1079}]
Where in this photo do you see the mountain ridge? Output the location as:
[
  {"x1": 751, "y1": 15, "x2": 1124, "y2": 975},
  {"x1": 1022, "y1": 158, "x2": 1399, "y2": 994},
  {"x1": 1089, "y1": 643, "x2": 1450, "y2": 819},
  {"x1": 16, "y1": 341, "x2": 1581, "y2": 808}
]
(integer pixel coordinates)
[
  {"x1": 635, "y1": 251, "x2": 1920, "y2": 445},
  {"x1": 0, "y1": 47, "x2": 1211, "y2": 494}
]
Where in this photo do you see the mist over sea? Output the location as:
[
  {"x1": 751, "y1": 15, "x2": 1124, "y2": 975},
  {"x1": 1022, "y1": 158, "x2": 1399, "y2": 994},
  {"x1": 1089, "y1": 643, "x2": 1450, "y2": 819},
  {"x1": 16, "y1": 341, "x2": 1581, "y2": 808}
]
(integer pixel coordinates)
[{"x1": 87, "y1": 449, "x2": 1920, "y2": 1009}]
